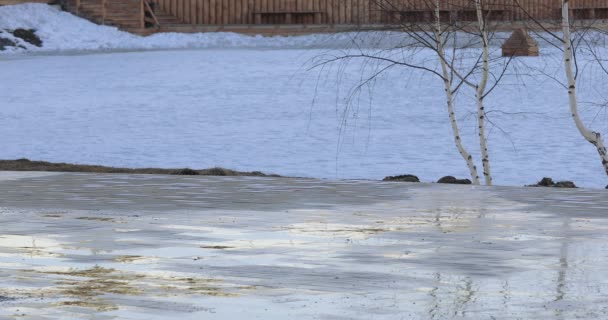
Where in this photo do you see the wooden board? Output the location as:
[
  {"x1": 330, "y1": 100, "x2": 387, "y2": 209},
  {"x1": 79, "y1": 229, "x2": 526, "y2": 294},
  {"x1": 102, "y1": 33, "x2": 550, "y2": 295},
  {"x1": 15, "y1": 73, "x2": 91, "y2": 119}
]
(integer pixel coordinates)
[
  {"x1": 0, "y1": 0, "x2": 48, "y2": 4},
  {"x1": 52, "y1": 0, "x2": 604, "y2": 28}
]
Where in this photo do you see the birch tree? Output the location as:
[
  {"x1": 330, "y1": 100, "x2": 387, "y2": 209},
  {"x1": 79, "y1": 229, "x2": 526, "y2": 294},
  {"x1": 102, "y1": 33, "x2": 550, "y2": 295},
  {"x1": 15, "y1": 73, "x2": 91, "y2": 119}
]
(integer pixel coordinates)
[
  {"x1": 560, "y1": 0, "x2": 608, "y2": 176},
  {"x1": 312, "y1": 0, "x2": 510, "y2": 185},
  {"x1": 435, "y1": 0, "x2": 496, "y2": 185},
  {"x1": 515, "y1": 0, "x2": 608, "y2": 178},
  {"x1": 433, "y1": 0, "x2": 481, "y2": 184},
  {"x1": 473, "y1": 0, "x2": 492, "y2": 185},
  {"x1": 434, "y1": 0, "x2": 495, "y2": 185}
]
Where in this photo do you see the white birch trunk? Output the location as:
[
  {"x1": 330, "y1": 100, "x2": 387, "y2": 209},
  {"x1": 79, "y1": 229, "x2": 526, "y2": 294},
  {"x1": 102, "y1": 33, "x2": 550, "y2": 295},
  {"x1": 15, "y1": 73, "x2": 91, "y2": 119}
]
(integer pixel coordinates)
[
  {"x1": 562, "y1": 0, "x2": 608, "y2": 176},
  {"x1": 435, "y1": 1, "x2": 481, "y2": 184},
  {"x1": 475, "y1": 0, "x2": 492, "y2": 185}
]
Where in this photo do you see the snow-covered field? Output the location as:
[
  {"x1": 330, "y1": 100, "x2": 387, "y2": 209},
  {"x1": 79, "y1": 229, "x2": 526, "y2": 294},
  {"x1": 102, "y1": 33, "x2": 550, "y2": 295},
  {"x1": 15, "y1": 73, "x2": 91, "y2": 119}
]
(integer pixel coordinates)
[{"x1": 1, "y1": 4, "x2": 608, "y2": 188}]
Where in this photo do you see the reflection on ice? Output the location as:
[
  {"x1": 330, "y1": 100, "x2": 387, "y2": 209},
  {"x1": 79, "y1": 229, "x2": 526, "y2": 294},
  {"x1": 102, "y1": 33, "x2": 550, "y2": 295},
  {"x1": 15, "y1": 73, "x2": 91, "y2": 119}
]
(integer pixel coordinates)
[{"x1": 0, "y1": 174, "x2": 607, "y2": 318}]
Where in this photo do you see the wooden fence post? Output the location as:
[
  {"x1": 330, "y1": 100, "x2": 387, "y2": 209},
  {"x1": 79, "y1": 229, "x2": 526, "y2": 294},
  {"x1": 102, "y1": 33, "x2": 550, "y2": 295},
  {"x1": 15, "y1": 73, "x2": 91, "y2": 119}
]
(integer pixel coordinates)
[
  {"x1": 102, "y1": 0, "x2": 106, "y2": 24},
  {"x1": 141, "y1": 0, "x2": 146, "y2": 28}
]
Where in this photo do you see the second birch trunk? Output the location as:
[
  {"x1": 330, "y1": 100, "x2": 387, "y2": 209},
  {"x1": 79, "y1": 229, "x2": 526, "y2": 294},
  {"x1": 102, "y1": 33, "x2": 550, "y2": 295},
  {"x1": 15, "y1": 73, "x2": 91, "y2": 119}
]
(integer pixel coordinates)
[
  {"x1": 435, "y1": 1, "x2": 481, "y2": 184},
  {"x1": 475, "y1": 0, "x2": 492, "y2": 185},
  {"x1": 562, "y1": 0, "x2": 608, "y2": 177}
]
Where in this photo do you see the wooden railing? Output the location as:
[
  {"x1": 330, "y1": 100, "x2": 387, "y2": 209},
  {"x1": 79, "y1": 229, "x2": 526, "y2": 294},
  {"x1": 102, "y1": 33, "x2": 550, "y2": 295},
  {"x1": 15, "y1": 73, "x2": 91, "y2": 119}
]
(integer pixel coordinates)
[
  {"x1": 143, "y1": 0, "x2": 161, "y2": 27},
  {"x1": 0, "y1": 0, "x2": 48, "y2": 4},
  {"x1": 61, "y1": 0, "x2": 608, "y2": 30},
  {"x1": 151, "y1": 0, "x2": 608, "y2": 26},
  {"x1": 70, "y1": 0, "x2": 107, "y2": 24},
  {"x1": 66, "y1": 0, "x2": 155, "y2": 30},
  {"x1": 101, "y1": 0, "x2": 106, "y2": 25}
]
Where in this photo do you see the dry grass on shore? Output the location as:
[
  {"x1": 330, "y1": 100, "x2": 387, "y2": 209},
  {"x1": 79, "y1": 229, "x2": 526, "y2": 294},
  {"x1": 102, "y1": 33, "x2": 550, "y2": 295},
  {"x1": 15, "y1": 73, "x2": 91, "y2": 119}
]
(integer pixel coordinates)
[{"x1": 0, "y1": 159, "x2": 280, "y2": 177}]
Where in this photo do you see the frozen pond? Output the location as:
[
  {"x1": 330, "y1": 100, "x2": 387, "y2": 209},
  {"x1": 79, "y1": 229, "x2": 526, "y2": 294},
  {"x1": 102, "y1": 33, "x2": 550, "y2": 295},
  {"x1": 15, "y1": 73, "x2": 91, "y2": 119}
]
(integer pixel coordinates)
[
  {"x1": 1, "y1": 48, "x2": 607, "y2": 188},
  {"x1": 0, "y1": 172, "x2": 608, "y2": 319}
]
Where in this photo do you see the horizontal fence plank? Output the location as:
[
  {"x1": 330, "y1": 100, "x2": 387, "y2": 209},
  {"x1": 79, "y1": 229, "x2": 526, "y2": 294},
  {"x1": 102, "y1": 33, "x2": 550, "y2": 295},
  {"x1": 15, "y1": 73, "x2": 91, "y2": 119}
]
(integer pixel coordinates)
[{"x1": 20, "y1": 0, "x2": 607, "y2": 28}]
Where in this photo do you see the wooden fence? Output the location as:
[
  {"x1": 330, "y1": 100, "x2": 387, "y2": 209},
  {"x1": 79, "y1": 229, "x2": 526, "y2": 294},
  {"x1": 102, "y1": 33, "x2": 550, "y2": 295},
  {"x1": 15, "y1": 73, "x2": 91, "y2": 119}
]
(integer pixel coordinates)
[
  {"x1": 4, "y1": 0, "x2": 608, "y2": 28},
  {"x1": 61, "y1": 0, "x2": 157, "y2": 29},
  {"x1": 154, "y1": 0, "x2": 608, "y2": 25},
  {"x1": 0, "y1": 0, "x2": 47, "y2": 4}
]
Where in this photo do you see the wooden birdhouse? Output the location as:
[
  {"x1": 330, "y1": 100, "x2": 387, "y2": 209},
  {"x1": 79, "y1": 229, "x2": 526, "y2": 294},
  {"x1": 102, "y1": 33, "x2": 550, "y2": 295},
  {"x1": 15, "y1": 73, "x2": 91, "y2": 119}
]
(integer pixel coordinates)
[{"x1": 502, "y1": 29, "x2": 539, "y2": 57}]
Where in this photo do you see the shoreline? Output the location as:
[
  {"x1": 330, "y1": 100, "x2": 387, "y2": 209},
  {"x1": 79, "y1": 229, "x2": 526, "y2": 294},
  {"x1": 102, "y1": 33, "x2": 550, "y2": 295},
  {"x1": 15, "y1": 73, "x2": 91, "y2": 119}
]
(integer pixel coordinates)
[
  {"x1": 0, "y1": 158, "x2": 281, "y2": 177},
  {"x1": 1, "y1": 158, "x2": 604, "y2": 190}
]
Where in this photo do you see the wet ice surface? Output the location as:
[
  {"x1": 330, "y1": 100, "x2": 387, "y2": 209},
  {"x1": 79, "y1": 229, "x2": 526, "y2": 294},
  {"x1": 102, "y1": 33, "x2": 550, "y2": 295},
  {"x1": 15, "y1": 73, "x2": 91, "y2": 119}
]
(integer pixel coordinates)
[{"x1": 0, "y1": 172, "x2": 607, "y2": 319}]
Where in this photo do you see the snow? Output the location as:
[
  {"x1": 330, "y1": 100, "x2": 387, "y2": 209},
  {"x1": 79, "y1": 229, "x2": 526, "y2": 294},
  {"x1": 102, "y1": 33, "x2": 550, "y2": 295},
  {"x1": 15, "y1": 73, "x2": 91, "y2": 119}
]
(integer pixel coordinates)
[
  {"x1": 0, "y1": 4, "x2": 427, "y2": 53},
  {"x1": 1, "y1": 4, "x2": 608, "y2": 188}
]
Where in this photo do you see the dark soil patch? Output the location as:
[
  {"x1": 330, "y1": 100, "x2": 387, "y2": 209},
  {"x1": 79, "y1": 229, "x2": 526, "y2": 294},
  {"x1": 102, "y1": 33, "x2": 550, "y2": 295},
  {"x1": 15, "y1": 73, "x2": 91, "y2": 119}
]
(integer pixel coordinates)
[
  {"x1": 535, "y1": 177, "x2": 555, "y2": 187},
  {"x1": 200, "y1": 245, "x2": 234, "y2": 250},
  {"x1": 527, "y1": 177, "x2": 577, "y2": 188},
  {"x1": 172, "y1": 168, "x2": 199, "y2": 175},
  {"x1": 76, "y1": 216, "x2": 116, "y2": 222},
  {"x1": 437, "y1": 176, "x2": 472, "y2": 185},
  {"x1": 0, "y1": 37, "x2": 16, "y2": 51},
  {"x1": 382, "y1": 174, "x2": 420, "y2": 183},
  {"x1": 0, "y1": 158, "x2": 281, "y2": 177},
  {"x1": 0, "y1": 295, "x2": 15, "y2": 302},
  {"x1": 554, "y1": 181, "x2": 577, "y2": 188},
  {"x1": 11, "y1": 29, "x2": 42, "y2": 47}
]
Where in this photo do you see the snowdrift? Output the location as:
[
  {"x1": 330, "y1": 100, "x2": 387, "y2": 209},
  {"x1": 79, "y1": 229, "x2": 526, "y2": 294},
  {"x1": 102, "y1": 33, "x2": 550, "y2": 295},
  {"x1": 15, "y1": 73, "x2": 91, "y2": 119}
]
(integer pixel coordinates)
[
  {"x1": 5, "y1": 3, "x2": 608, "y2": 55},
  {"x1": 0, "y1": 3, "x2": 417, "y2": 54}
]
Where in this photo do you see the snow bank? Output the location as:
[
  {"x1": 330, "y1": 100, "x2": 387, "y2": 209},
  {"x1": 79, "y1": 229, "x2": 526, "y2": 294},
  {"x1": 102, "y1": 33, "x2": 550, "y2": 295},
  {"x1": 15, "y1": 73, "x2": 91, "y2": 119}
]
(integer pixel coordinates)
[
  {"x1": 0, "y1": 4, "x2": 411, "y2": 54},
  {"x1": 0, "y1": 4, "x2": 139, "y2": 52},
  {"x1": 3, "y1": 3, "x2": 607, "y2": 54}
]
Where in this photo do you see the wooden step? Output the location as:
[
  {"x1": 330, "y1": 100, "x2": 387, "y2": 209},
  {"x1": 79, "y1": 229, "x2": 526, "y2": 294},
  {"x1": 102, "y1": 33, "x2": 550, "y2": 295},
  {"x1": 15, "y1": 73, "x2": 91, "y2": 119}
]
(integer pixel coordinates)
[
  {"x1": 156, "y1": 15, "x2": 183, "y2": 24},
  {"x1": 64, "y1": 0, "x2": 187, "y2": 31},
  {"x1": 105, "y1": 20, "x2": 141, "y2": 25},
  {"x1": 156, "y1": 23, "x2": 339, "y2": 35},
  {"x1": 0, "y1": 0, "x2": 48, "y2": 4},
  {"x1": 154, "y1": 9, "x2": 184, "y2": 25}
]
